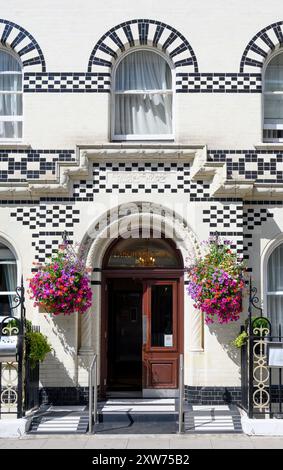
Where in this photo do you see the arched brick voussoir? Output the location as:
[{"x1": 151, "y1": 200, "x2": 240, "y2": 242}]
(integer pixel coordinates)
[
  {"x1": 240, "y1": 21, "x2": 283, "y2": 73},
  {"x1": 0, "y1": 18, "x2": 46, "y2": 71},
  {"x1": 87, "y1": 18, "x2": 198, "y2": 74}
]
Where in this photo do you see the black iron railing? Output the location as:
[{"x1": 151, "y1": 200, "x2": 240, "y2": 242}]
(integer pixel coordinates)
[
  {"x1": 0, "y1": 278, "x2": 40, "y2": 418},
  {"x1": 241, "y1": 279, "x2": 283, "y2": 418}
]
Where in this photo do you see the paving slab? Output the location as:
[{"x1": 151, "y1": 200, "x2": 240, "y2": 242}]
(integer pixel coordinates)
[
  {"x1": 1, "y1": 433, "x2": 283, "y2": 449},
  {"x1": 126, "y1": 438, "x2": 171, "y2": 449},
  {"x1": 85, "y1": 438, "x2": 128, "y2": 449},
  {"x1": 169, "y1": 438, "x2": 213, "y2": 449}
]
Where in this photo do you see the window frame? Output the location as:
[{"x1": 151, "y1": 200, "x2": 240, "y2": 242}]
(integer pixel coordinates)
[
  {"x1": 111, "y1": 46, "x2": 175, "y2": 142},
  {"x1": 0, "y1": 47, "x2": 23, "y2": 143},
  {"x1": 262, "y1": 49, "x2": 283, "y2": 143},
  {"x1": 262, "y1": 237, "x2": 283, "y2": 325},
  {"x1": 0, "y1": 239, "x2": 20, "y2": 318}
]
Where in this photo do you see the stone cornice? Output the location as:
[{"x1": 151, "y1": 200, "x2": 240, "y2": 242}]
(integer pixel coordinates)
[
  {"x1": 1, "y1": 144, "x2": 283, "y2": 200},
  {"x1": 0, "y1": 145, "x2": 199, "y2": 198}
]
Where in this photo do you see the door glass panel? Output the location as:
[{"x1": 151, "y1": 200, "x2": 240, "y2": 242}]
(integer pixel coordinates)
[{"x1": 151, "y1": 284, "x2": 173, "y2": 347}]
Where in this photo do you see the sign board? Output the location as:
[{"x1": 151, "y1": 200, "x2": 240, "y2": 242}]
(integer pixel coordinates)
[
  {"x1": 267, "y1": 342, "x2": 283, "y2": 368},
  {"x1": 164, "y1": 334, "x2": 173, "y2": 347},
  {"x1": 0, "y1": 335, "x2": 18, "y2": 361}
]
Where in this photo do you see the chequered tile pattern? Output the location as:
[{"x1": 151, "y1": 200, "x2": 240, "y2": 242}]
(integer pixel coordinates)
[
  {"x1": 3, "y1": 149, "x2": 283, "y2": 185},
  {"x1": 203, "y1": 203, "x2": 244, "y2": 256},
  {"x1": 72, "y1": 161, "x2": 210, "y2": 200},
  {"x1": 243, "y1": 203, "x2": 275, "y2": 270},
  {"x1": 208, "y1": 230, "x2": 244, "y2": 257},
  {"x1": 203, "y1": 205, "x2": 243, "y2": 229},
  {"x1": 10, "y1": 205, "x2": 80, "y2": 230},
  {"x1": 10, "y1": 203, "x2": 79, "y2": 264},
  {"x1": 22, "y1": 72, "x2": 263, "y2": 93},
  {"x1": 88, "y1": 18, "x2": 198, "y2": 74},
  {"x1": 240, "y1": 21, "x2": 283, "y2": 73},
  {"x1": 31, "y1": 231, "x2": 74, "y2": 263},
  {"x1": 176, "y1": 73, "x2": 261, "y2": 93},
  {"x1": 243, "y1": 206, "x2": 273, "y2": 230},
  {"x1": 0, "y1": 19, "x2": 45, "y2": 71},
  {"x1": 208, "y1": 151, "x2": 283, "y2": 182},
  {"x1": 73, "y1": 161, "x2": 191, "y2": 197},
  {"x1": 24, "y1": 73, "x2": 111, "y2": 93},
  {"x1": 0, "y1": 150, "x2": 75, "y2": 182}
]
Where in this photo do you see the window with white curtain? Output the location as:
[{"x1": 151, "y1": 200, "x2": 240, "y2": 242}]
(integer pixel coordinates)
[
  {"x1": 113, "y1": 49, "x2": 173, "y2": 140},
  {"x1": 267, "y1": 243, "x2": 283, "y2": 336},
  {"x1": 0, "y1": 242, "x2": 17, "y2": 317},
  {"x1": 0, "y1": 49, "x2": 22, "y2": 140},
  {"x1": 263, "y1": 52, "x2": 283, "y2": 142}
]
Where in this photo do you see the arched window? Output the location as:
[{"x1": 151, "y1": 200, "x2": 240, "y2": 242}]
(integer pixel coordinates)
[
  {"x1": 104, "y1": 237, "x2": 182, "y2": 268},
  {"x1": 112, "y1": 49, "x2": 173, "y2": 140},
  {"x1": 0, "y1": 49, "x2": 22, "y2": 140},
  {"x1": 267, "y1": 243, "x2": 283, "y2": 334},
  {"x1": 0, "y1": 242, "x2": 17, "y2": 317},
  {"x1": 263, "y1": 52, "x2": 283, "y2": 142}
]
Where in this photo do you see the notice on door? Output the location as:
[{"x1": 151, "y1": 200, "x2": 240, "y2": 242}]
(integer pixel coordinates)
[{"x1": 164, "y1": 334, "x2": 173, "y2": 347}]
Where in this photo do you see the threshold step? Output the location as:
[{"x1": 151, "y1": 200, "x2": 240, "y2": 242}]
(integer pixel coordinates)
[{"x1": 27, "y1": 405, "x2": 89, "y2": 434}]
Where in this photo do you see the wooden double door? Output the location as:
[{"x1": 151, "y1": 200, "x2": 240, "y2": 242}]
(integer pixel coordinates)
[{"x1": 102, "y1": 274, "x2": 183, "y2": 395}]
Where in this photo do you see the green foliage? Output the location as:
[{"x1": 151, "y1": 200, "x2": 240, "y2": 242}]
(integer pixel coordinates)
[
  {"x1": 232, "y1": 330, "x2": 248, "y2": 348},
  {"x1": 251, "y1": 316, "x2": 270, "y2": 330},
  {"x1": 4, "y1": 318, "x2": 51, "y2": 368},
  {"x1": 25, "y1": 329, "x2": 52, "y2": 369},
  {"x1": 232, "y1": 316, "x2": 270, "y2": 348}
]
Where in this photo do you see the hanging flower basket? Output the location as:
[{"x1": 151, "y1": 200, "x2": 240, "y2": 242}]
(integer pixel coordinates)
[
  {"x1": 187, "y1": 234, "x2": 246, "y2": 324},
  {"x1": 28, "y1": 243, "x2": 92, "y2": 316}
]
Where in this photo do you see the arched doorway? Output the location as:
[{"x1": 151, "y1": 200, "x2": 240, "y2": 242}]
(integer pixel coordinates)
[{"x1": 101, "y1": 236, "x2": 184, "y2": 397}]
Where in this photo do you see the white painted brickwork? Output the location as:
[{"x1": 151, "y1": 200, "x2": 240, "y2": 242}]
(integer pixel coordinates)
[{"x1": 0, "y1": 1, "x2": 283, "y2": 395}]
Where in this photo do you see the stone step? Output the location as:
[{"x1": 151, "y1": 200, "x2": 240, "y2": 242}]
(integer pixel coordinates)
[
  {"x1": 184, "y1": 405, "x2": 243, "y2": 434},
  {"x1": 28, "y1": 405, "x2": 89, "y2": 434},
  {"x1": 97, "y1": 398, "x2": 178, "y2": 423}
]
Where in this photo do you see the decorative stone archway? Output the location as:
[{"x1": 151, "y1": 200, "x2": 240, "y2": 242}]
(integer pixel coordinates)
[{"x1": 77, "y1": 201, "x2": 203, "y2": 385}]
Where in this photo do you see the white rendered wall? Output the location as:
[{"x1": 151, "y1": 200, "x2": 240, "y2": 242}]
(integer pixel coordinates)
[
  {"x1": 0, "y1": 0, "x2": 280, "y2": 148},
  {"x1": 0, "y1": 1, "x2": 281, "y2": 389}
]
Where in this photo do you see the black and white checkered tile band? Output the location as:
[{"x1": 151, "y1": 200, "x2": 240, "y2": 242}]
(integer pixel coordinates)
[
  {"x1": 10, "y1": 205, "x2": 80, "y2": 231},
  {"x1": 0, "y1": 150, "x2": 75, "y2": 182},
  {"x1": 24, "y1": 73, "x2": 110, "y2": 93},
  {"x1": 73, "y1": 161, "x2": 210, "y2": 200},
  {"x1": 0, "y1": 19, "x2": 45, "y2": 71},
  {"x1": 203, "y1": 205, "x2": 243, "y2": 229},
  {"x1": 10, "y1": 203, "x2": 79, "y2": 263},
  {"x1": 31, "y1": 231, "x2": 74, "y2": 264},
  {"x1": 243, "y1": 204, "x2": 275, "y2": 269},
  {"x1": 202, "y1": 205, "x2": 244, "y2": 256},
  {"x1": 208, "y1": 151, "x2": 283, "y2": 183},
  {"x1": 176, "y1": 73, "x2": 261, "y2": 93},
  {"x1": 3, "y1": 149, "x2": 283, "y2": 183},
  {"x1": 23, "y1": 72, "x2": 262, "y2": 93}
]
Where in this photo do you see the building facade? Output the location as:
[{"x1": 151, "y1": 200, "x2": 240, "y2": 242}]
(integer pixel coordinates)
[{"x1": 0, "y1": 0, "x2": 283, "y2": 405}]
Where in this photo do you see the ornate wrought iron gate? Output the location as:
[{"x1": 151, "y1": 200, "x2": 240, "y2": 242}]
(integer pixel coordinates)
[
  {"x1": 0, "y1": 278, "x2": 39, "y2": 418},
  {"x1": 241, "y1": 280, "x2": 283, "y2": 418}
]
